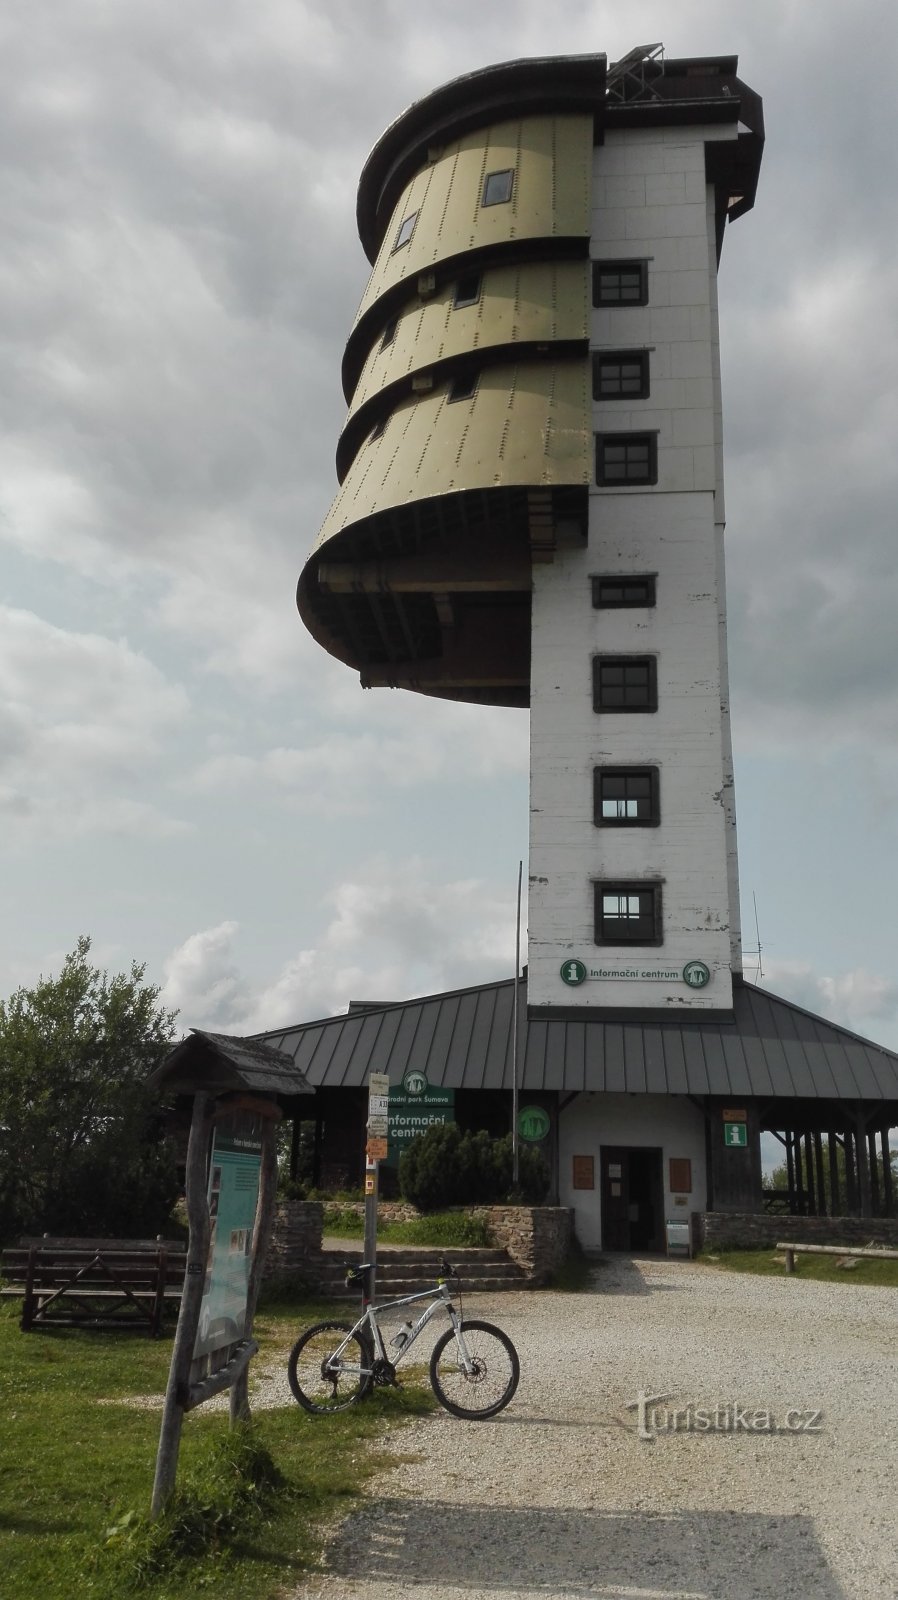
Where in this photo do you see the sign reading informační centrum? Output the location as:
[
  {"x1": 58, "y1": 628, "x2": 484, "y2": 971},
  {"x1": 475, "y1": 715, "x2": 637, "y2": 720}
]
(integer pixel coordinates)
[
  {"x1": 560, "y1": 960, "x2": 711, "y2": 989},
  {"x1": 386, "y1": 1070, "x2": 455, "y2": 1168}
]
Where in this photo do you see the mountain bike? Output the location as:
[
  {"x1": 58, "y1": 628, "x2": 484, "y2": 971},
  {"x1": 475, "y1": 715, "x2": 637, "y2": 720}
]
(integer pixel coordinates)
[{"x1": 286, "y1": 1258, "x2": 519, "y2": 1420}]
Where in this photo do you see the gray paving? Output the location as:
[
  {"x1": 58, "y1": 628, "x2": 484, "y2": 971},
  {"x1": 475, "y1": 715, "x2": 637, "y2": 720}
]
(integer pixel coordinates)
[{"x1": 283, "y1": 1257, "x2": 898, "y2": 1600}]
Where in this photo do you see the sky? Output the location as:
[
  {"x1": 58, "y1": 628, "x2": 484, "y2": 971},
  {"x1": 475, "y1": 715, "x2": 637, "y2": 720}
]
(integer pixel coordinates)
[{"x1": 2, "y1": 0, "x2": 897, "y2": 1062}]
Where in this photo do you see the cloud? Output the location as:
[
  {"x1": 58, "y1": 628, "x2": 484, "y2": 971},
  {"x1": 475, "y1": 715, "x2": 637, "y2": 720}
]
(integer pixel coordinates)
[
  {"x1": 160, "y1": 861, "x2": 521, "y2": 1032},
  {"x1": 0, "y1": 606, "x2": 189, "y2": 835},
  {"x1": 160, "y1": 921, "x2": 249, "y2": 1024},
  {"x1": 184, "y1": 699, "x2": 528, "y2": 811},
  {"x1": 758, "y1": 961, "x2": 898, "y2": 1034}
]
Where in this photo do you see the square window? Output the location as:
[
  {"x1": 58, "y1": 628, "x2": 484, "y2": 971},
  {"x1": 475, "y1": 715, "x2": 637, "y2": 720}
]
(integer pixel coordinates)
[
  {"x1": 595, "y1": 881, "x2": 662, "y2": 945},
  {"x1": 594, "y1": 767, "x2": 660, "y2": 826},
  {"x1": 593, "y1": 350, "x2": 649, "y2": 400},
  {"x1": 592, "y1": 259, "x2": 648, "y2": 306},
  {"x1": 596, "y1": 432, "x2": 657, "y2": 486},
  {"x1": 593, "y1": 656, "x2": 657, "y2": 712},
  {"x1": 448, "y1": 372, "x2": 477, "y2": 402},
  {"x1": 392, "y1": 211, "x2": 418, "y2": 252},
  {"x1": 592, "y1": 574, "x2": 656, "y2": 608},
  {"x1": 454, "y1": 272, "x2": 481, "y2": 308},
  {"x1": 482, "y1": 168, "x2": 514, "y2": 207}
]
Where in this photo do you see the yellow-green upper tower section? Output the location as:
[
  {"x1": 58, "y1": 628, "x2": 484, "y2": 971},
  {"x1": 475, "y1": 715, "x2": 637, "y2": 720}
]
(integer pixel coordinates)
[{"x1": 298, "y1": 52, "x2": 762, "y2": 707}]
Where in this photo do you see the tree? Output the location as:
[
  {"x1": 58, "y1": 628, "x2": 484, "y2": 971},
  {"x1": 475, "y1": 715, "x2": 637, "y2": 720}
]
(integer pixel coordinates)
[
  {"x1": 0, "y1": 937, "x2": 180, "y2": 1243},
  {"x1": 399, "y1": 1123, "x2": 549, "y2": 1211}
]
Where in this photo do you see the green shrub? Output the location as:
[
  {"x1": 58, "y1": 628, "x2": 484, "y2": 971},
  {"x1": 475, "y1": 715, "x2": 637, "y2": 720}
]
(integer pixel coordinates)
[
  {"x1": 399, "y1": 1125, "x2": 548, "y2": 1210},
  {"x1": 104, "y1": 1425, "x2": 287, "y2": 1586}
]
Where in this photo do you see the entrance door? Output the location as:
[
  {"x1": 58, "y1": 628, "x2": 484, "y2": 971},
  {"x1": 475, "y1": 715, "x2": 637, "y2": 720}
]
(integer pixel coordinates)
[{"x1": 600, "y1": 1146, "x2": 664, "y2": 1252}]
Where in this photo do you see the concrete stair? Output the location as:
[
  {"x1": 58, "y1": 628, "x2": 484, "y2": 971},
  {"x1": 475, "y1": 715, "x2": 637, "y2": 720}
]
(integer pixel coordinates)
[{"x1": 314, "y1": 1245, "x2": 527, "y2": 1297}]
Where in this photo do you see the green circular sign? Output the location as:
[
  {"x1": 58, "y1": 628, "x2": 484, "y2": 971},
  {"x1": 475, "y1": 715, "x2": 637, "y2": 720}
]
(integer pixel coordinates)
[
  {"x1": 518, "y1": 1105, "x2": 551, "y2": 1143},
  {"x1": 403, "y1": 1069, "x2": 428, "y2": 1096},
  {"x1": 560, "y1": 959, "x2": 587, "y2": 986},
  {"x1": 683, "y1": 960, "x2": 711, "y2": 990}
]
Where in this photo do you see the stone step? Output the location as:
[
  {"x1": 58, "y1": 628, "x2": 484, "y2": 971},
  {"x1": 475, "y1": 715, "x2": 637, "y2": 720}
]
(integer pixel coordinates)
[{"x1": 313, "y1": 1246, "x2": 528, "y2": 1295}]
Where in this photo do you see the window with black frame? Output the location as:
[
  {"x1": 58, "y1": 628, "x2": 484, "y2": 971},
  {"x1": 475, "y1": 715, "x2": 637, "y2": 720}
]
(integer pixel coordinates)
[{"x1": 595, "y1": 882, "x2": 662, "y2": 945}]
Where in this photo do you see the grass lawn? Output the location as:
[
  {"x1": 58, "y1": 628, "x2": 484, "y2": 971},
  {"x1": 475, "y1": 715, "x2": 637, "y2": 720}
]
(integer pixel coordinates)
[
  {"x1": 700, "y1": 1248, "x2": 898, "y2": 1287},
  {"x1": 0, "y1": 1293, "x2": 434, "y2": 1600},
  {"x1": 322, "y1": 1207, "x2": 492, "y2": 1247}
]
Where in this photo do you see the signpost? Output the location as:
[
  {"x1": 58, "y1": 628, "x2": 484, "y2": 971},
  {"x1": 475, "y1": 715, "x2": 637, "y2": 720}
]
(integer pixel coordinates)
[
  {"x1": 363, "y1": 1073, "x2": 390, "y2": 1301},
  {"x1": 146, "y1": 1029, "x2": 310, "y2": 1519},
  {"x1": 151, "y1": 1092, "x2": 281, "y2": 1516}
]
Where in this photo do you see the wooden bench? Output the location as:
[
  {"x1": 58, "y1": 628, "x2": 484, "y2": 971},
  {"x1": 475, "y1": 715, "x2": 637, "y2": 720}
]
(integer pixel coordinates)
[
  {"x1": 0, "y1": 1236, "x2": 187, "y2": 1336},
  {"x1": 777, "y1": 1240, "x2": 898, "y2": 1275}
]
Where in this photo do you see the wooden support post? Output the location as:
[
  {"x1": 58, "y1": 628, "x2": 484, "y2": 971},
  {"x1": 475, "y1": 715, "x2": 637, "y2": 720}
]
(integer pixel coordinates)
[
  {"x1": 785, "y1": 1133, "x2": 795, "y2": 1210},
  {"x1": 855, "y1": 1114, "x2": 872, "y2": 1218},
  {"x1": 792, "y1": 1133, "x2": 803, "y2": 1215},
  {"x1": 827, "y1": 1132, "x2": 841, "y2": 1217},
  {"x1": 881, "y1": 1128, "x2": 894, "y2": 1218},
  {"x1": 868, "y1": 1130, "x2": 880, "y2": 1215},
  {"x1": 844, "y1": 1129, "x2": 857, "y2": 1213},
  {"x1": 312, "y1": 1113, "x2": 323, "y2": 1189},
  {"x1": 230, "y1": 1112, "x2": 280, "y2": 1426},
  {"x1": 814, "y1": 1132, "x2": 827, "y2": 1218},
  {"x1": 784, "y1": 1247, "x2": 796, "y2": 1274},
  {"x1": 804, "y1": 1132, "x2": 816, "y2": 1214},
  {"x1": 152, "y1": 1093, "x2": 212, "y2": 1517}
]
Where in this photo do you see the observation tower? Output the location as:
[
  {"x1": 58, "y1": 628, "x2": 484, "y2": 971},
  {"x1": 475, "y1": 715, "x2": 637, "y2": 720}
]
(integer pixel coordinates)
[{"x1": 298, "y1": 47, "x2": 764, "y2": 1018}]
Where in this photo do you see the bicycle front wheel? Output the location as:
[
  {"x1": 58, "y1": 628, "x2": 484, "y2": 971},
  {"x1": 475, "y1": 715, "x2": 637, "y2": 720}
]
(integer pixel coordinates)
[
  {"x1": 429, "y1": 1319, "x2": 520, "y2": 1419},
  {"x1": 287, "y1": 1320, "x2": 373, "y2": 1414}
]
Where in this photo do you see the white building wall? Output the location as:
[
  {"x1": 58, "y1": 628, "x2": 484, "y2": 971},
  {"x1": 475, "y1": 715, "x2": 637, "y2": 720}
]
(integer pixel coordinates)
[
  {"x1": 528, "y1": 124, "x2": 741, "y2": 1011},
  {"x1": 558, "y1": 1091, "x2": 707, "y2": 1254}
]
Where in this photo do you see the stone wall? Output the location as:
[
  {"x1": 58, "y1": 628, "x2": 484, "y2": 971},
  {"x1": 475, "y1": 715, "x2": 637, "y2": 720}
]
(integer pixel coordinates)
[
  {"x1": 698, "y1": 1211, "x2": 898, "y2": 1252},
  {"x1": 265, "y1": 1198, "x2": 573, "y2": 1285},
  {"x1": 470, "y1": 1205, "x2": 572, "y2": 1285},
  {"x1": 265, "y1": 1200, "x2": 323, "y2": 1277}
]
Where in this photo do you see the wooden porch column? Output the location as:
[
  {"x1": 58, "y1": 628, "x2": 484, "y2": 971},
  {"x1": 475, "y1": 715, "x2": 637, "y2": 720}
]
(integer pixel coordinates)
[
  {"x1": 855, "y1": 1113, "x2": 872, "y2": 1218},
  {"x1": 843, "y1": 1129, "x2": 858, "y2": 1213},
  {"x1": 804, "y1": 1132, "x2": 816, "y2": 1214},
  {"x1": 827, "y1": 1132, "x2": 841, "y2": 1216},
  {"x1": 881, "y1": 1129, "x2": 894, "y2": 1217},
  {"x1": 867, "y1": 1130, "x2": 880, "y2": 1215},
  {"x1": 792, "y1": 1133, "x2": 804, "y2": 1215},
  {"x1": 813, "y1": 1132, "x2": 827, "y2": 1217}
]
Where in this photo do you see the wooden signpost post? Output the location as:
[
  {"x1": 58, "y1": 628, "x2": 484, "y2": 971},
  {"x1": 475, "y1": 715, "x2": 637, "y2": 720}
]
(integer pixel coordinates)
[
  {"x1": 363, "y1": 1072, "x2": 390, "y2": 1302},
  {"x1": 146, "y1": 1030, "x2": 311, "y2": 1517}
]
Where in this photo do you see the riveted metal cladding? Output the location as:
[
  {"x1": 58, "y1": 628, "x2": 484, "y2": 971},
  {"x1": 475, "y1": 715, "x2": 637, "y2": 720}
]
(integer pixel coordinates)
[{"x1": 298, "y1": 54, "x2": 762, "y2": 705}]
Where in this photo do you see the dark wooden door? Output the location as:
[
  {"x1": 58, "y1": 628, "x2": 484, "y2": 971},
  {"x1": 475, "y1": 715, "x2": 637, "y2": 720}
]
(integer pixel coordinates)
[{"x1": 600, "y1": 1147, "x2": 631, "y2": 1251}]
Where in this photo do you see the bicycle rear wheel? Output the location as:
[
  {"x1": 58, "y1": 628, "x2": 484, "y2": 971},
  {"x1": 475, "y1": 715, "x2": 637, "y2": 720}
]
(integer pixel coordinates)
[
  {"x1": 429, "y1": 1319, "x2": 520, "y2": 1419},
  {"x1": 287, "y1": 1320, "x2": 373, "y2": 1414}
]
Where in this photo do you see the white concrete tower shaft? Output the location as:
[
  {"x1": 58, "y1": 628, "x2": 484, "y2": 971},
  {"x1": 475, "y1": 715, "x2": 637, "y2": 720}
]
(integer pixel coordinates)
[{"x1": 529, "y1": 111, "x2": 753, "y2": 1013}]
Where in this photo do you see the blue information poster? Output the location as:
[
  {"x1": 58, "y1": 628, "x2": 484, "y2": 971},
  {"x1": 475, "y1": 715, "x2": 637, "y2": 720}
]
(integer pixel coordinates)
[{"x1": 194, "y1": 1112, "x2": 263, "y2": 1360}]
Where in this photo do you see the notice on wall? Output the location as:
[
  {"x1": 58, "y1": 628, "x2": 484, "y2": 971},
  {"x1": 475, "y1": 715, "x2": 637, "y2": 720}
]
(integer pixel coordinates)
[
  {"x1": 194, "y1": 1111, "x2": 262, "y2": 1361},
  {"x1": 572, "y1": 1155, "x2": 595, "y2": 1190}
]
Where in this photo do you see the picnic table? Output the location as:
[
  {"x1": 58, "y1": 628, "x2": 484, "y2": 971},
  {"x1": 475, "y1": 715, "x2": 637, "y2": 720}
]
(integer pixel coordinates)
[{"x1": 0, "y1": 1235, "x2": 187, "y2": 1336}]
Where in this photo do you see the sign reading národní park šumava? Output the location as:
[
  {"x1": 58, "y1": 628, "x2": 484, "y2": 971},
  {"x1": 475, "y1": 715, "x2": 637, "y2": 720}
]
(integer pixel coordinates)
[
  {"x1": 386, "y1": 1069, "x2": 455, "y2": 1167},
  {"x1": 560, "y1": 959, "x2": 711, "y2": 989}
]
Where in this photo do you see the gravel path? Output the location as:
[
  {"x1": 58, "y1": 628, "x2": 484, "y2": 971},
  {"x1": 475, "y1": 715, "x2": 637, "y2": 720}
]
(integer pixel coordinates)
[{"x1": 264, "y1": 1258, "x2": 897, "y2": 1600}]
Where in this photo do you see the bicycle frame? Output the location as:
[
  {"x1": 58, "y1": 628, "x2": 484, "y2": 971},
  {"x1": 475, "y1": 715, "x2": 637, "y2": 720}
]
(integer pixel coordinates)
[{"x1": 332, "y1": 1279, "x2": 476, "y2": 1376}]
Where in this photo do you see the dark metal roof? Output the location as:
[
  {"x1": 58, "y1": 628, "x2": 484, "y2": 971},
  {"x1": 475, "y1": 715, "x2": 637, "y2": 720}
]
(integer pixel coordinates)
[
  {"x1": 253, "y1": 978, "x2": 898, "y2": 1103},
  {"x1": 149, "y1": 1030, "x2": 314, "y2": 1100}
]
